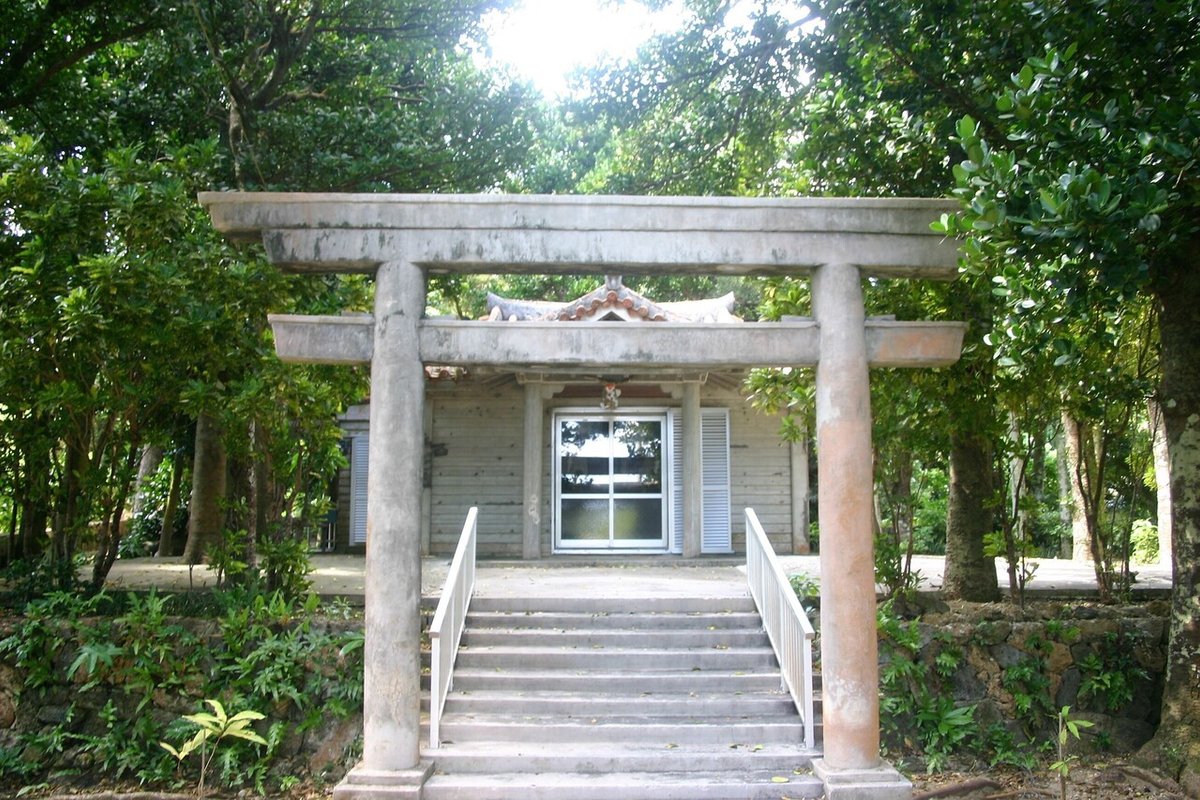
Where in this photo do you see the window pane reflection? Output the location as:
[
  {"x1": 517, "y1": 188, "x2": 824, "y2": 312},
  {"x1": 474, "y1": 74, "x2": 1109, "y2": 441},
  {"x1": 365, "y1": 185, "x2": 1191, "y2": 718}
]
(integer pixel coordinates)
[
  {"x1": 560, "y1": 420, "x2": 610, "y2": 494},
  {"x1": 613, "y1": 420, "x2": 662, "y2": 494}
]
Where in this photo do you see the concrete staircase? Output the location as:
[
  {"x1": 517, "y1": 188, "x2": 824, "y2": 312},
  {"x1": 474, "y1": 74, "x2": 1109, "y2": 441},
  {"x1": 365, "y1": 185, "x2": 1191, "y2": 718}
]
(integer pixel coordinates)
[{"x1": 420, "y1": 594, "x2": 822, "y2": 800}]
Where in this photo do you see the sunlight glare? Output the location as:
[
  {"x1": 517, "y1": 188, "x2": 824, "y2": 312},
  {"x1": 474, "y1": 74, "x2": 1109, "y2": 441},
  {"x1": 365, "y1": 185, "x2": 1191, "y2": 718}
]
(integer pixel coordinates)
[{"x1": 482, "y1": 0, "x2": 685, "y2": 98}]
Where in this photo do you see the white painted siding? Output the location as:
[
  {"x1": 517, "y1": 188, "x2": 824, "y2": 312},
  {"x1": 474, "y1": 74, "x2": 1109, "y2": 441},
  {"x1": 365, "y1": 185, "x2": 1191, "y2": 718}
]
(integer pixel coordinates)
[
  {"x1": 429, "y1": 381, "x2": 524, "y2": 558},
  {"x1": 723, "y1": 386, "x2": 793, "y2": 555}
]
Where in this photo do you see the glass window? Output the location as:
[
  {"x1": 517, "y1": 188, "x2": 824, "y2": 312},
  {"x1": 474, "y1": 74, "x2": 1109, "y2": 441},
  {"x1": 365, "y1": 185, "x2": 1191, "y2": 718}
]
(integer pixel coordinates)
[{"x1": 557, "y1": 415, "x2": 666, "y2": 549}]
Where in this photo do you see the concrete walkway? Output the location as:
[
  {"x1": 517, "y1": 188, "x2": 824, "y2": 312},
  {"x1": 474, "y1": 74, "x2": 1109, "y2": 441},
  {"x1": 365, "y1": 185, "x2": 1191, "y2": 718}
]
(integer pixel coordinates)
[{"x1": 98, "y1": 553, "x2": 1173, "y2": 601}]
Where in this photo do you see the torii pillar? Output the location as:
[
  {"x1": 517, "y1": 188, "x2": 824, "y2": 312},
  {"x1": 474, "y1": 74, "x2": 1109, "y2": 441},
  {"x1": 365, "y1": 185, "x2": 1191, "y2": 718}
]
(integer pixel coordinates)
[
  {"x1": 200, "y1": 193, "x2": 964, "y2": 800},
  {"x1": 810, "y1": 261, "x2": 895, "y2": 794}
]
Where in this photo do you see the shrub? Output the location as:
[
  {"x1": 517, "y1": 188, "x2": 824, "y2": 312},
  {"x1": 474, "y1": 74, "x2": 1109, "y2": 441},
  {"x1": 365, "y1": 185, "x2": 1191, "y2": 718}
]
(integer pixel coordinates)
[{"x1": 0, "y1": 588, "x2": 363, "y2": 795}]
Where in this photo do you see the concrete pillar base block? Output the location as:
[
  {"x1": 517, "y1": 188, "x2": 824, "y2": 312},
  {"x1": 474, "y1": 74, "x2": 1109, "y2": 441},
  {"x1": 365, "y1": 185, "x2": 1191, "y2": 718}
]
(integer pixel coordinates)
[
  {"x1": 813, "y1": 758, "x2": 912, "y2": 800},
  {"x1": 333, "y1": 761, "x2": 434, "y2": 799}
]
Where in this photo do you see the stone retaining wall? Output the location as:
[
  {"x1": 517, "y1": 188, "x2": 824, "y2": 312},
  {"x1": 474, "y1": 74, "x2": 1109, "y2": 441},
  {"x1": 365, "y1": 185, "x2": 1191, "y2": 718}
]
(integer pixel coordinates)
[{"x1": 887, "y1": 597, "x2": 1168, "y2": 752}]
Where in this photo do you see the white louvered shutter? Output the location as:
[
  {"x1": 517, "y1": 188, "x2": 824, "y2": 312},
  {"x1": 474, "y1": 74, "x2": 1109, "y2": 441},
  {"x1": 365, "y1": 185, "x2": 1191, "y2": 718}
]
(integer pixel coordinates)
[
  {"x1": 350, "y1": 435, "x2": 369, "y2": 546},
  {"x1": 668, "y1": 411, "x2": 684, "y2": 553},
  {"x1": 700, "y1": 409, "x2": 732, "y2": 553}
]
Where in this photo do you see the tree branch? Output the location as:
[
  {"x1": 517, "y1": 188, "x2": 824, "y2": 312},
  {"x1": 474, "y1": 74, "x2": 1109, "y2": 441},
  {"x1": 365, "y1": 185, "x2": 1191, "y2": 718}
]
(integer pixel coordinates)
[{"x1": 0, "y1": 17, "x2": 163, "y2": 112}]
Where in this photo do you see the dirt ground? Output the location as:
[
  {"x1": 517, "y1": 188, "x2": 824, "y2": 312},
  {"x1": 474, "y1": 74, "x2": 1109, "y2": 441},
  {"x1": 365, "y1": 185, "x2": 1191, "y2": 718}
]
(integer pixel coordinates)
[{"x1": 911, "y1": 763, "x2": 1192, "y2": 800}]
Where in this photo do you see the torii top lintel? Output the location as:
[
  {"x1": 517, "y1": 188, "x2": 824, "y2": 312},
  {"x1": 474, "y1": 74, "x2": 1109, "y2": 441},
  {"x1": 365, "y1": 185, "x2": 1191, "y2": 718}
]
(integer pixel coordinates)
[{"x1": 198, "y1": 192, "x2": 960, "y2": 279}]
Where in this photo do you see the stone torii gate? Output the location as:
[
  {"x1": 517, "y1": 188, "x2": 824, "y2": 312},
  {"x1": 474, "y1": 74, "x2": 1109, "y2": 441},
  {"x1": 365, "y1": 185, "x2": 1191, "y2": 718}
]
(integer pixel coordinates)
[{"x1": 200, "y1": 193, "x2": 964, "y2": 799}]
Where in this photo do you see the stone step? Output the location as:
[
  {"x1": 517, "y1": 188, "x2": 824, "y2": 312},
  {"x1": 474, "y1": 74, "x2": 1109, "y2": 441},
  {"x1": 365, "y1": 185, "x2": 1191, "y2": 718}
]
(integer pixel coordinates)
[
  {"x1": 470, "y1": 596, "x2": 757, "y2": 615},
  {"x1": 433, "y1": 716, "x2": 807, "y2": 745},
  {"x1": 419, "y1": 588, "x2": 824, "y2": 800},
  {"x1": 466, "y1": 610, "x2": 764, "y2": 631},
  {"x1": 461, "y1": 627, "x2": 770, "y2": 649},
  {"x1": 422, "y1": 769, "x2": 824, "y2": 800},
  {"x1": 448, "y1": 667, "x2": 787, "y2": 693},
  {"x1": 422, "y1": 741, "x2": 818, "y2": 775},
  {"x1": 454, "y1": 646, "x2": 778, "y2": 671},
  {"x1": 442, "y1": 690, "x2": 797, "y2": 717},
  {"x1": 426, "y1": 689, "x2": 822, "y2": 717}
]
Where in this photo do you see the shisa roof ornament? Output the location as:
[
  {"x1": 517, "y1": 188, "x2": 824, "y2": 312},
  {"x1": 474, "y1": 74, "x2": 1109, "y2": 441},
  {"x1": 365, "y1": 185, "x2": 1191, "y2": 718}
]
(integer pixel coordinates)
[{"x1": 486, "y1": 275, "x2": 739, "y2": 323}]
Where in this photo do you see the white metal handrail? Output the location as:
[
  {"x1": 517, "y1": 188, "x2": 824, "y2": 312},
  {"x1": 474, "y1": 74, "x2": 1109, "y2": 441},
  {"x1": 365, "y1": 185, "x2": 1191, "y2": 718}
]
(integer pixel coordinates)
[
  {"x1": 745, "y1": 507, "x2": 816, "y2": 749},
  {"x1": 428, "y1": 506, "x2": 478, "y2": 748}
]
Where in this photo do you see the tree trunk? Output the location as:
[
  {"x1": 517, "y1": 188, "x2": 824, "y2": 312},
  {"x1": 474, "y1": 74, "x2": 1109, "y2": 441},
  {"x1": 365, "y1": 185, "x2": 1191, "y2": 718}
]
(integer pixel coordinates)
[
  {"x1": 942, "y1": 430, "x2": 999, "y2": 601},
  {"x1": 1056, "y1": 429, "x2": 1073, "y2": 558},
  {"x1": 91, "y1": 443, "x2": 139, "y2": 590},
  {"x1": 889, "y1": 450, "x2": 915, "y2": 547},
  {"x1": 1029, "y1": 424, "x2": 1047, "y2": 506},
  {"x1": 1061, "y1": 410, "x2": 1095, "y2": 562},
  {"x1": 156, "y1": 451, "x2": 186, "y2": 557},
  {"x1": 1148, "y1": 397, "x2": 1174, "y2": 568},
  {"x1": 15, "y1": 431, "x2": 52, "y2": 560},
  {"x1": 247, "y1": 419, "x2": 269, "y2": 572},
  {"x1": 53, "y1": 423, "x2": 92, "y2": 576},
  {"x1": 131, "y1": 445, "x2": 163, "y2": 521},
  {"x1": 1008, "y1": 414, "x2": 1036, "y2": 552},
  {"x1": 182, "y1": 413, "x2": 227, "y2": 565},
  {"x1": 1062, "y1": 409, "x2": 1113, "y2": 599},
  {"x1": 1003, "y1": 413, "x2": 1030, "y2": 602},
  {"x1": 1141, "y1": 238, "x2": 1200, "y2": 792}
]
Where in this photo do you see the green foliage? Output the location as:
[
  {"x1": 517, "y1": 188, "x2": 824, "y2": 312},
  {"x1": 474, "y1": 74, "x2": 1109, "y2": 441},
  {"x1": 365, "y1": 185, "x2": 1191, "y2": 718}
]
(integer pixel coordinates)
[
  {"x1": 788, "y1": 573, "x2": 819, "y2": 603},
  {"x1": 0, "y1": 556, "x2": 84, "y2": 606},
  {"x1": 911, "y1": 468, "x2": 948, "y2": 555},
  {"x1": 1050, "y1": 706, "x2": 1095, "y2": 800},
  {"x1": 161, "y1": 699, "x2": 268, "y2": 796},
  {"x1": 980, "y1": 723, "x2": 1039, "y2": 771},
  {"x1": 0, "y1": 589, "x2": 363, "y2": 793},
  {"x1": 877, "y1": 601, "x2": 982, "y2": 771},
  {"x1": 79, "y1": 700, "x2": 179, "y2": 785},
  {"x1": 933, "y1": 2, "x2": 1192, "y2": 607},
  {"x1": 2, "y1": 0, "x2": 532, "y2": 591},
  {"x1": 208, "y1": 529, "x2": 252, "y2": 590},
  {"x1": 123, "y1": 457, "x2": 190, "y2": 559},
  {"x1": 259, "y1": 536, "x2": 314, "y2": 600},
  {"x1": 875, "y1": 529, "x2": 924, "y2": 601},
  {"x1": 1001, "y1": 635, "x2": 1056, "y2": 736},
  {"x1": 1130, "y1": 519, "x2": 1160, "y2": 566},
  {"x1": 1078, "y1": 632, "x2": 1149, "y2": 713},
  {"x1": 1043, "y1": 618, "x2": 1080, "y2": 646},
  {"x1": 0, "y1": 590, "x2": 114, "y2": 690},
  {"x1": 561, "y1": 3, "x2": 811, "y2": 197},
  {"x1": 0, "y1": 135, "x2": 269, "y2": 584}
]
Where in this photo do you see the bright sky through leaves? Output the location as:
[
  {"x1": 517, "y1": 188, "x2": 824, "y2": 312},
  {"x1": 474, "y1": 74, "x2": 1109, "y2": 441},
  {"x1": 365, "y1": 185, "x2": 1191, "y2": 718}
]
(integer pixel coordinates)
[{"x1": 481, "y1": 0, "x2": 685, "y2": 98}]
